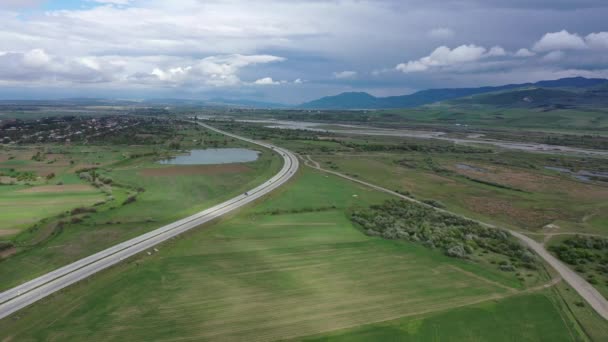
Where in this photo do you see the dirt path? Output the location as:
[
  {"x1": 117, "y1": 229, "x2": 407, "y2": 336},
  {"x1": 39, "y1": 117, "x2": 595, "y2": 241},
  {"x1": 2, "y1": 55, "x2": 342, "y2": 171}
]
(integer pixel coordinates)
[{"x1": 303, "y1": 154, "x2": 608, "y2": 321}]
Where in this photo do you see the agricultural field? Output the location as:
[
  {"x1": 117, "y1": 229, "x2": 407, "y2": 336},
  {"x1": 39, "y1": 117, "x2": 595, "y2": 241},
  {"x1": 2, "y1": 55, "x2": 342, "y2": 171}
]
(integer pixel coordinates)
[
  {"x1": 314, "y1": 152, "x2": 608, "y2": 235},
  {"x1": 1, "y1": 167, "x2": 587, "y2": 341},
  {"x1": 301, "y1": 292, "x2": 576, "y2": 342},
  {"x1": 0, "y1": 118, "x2": 282, "y2": 290},
  {"x1": 211, "y1": 120, "x2": 608, "y2": 236}
]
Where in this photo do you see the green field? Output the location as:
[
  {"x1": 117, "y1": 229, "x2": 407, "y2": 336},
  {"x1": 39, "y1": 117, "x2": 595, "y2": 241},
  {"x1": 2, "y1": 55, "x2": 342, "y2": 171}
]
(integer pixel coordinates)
[
  {"x1": 309, "y1": 149, "x2": 608, "y2": 236},
  {"x1": 0, "y1": 168, "x2": 582, "y2": 341},
  {"x1": 0, "y1": 123, "x2": 282, "y2": 290},
  {"x1": 0, "y1": 185, "x2": 103, "y2": 235},
  {"x1": 301, "y1": 292, "x2": 576, "y2": 342}
]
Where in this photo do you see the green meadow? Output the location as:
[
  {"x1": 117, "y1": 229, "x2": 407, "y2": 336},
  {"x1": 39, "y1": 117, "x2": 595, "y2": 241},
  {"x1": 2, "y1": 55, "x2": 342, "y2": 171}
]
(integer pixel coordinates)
[
  {"x1": 0, "y1": 123, "x2": 282, "y2": 290},
  {"x1": 0, "y1": 168, "x2": 585, "y2": 341},
  {"x1": 310, "y1": 148, "x2": 608, "y2": 235}
]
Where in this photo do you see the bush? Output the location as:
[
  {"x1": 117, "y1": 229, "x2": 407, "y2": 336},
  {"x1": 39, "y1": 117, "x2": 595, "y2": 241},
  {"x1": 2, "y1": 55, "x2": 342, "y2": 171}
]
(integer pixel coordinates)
[
  {"x1": 0, "y1": 241, "x2": 14, "y2": 252},
  {"x1": 71, "y1": 207, "x2": 97, "y2": 215},
  {"x1": 350, "y1": 199, "x2": 535, "y2": 270},
  {"x1": 123, "y1": 195, "x2": 137, "y2": 205}
]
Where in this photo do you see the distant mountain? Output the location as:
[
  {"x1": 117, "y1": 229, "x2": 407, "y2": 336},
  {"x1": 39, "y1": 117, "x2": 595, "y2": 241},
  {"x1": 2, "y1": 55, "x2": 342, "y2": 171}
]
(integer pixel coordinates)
[
  {"x1": 206, "y1": 98, "x2": 287, "y2": 109},
  {"x1": 449, "y1": 86, "x2": 608, "y2": 108},
  {"x1": 298, "y1": 77, "x2": 608, "y2": 109},
  {"x1": 298, "y1": 92, "x2": 380, "y2": 110}
]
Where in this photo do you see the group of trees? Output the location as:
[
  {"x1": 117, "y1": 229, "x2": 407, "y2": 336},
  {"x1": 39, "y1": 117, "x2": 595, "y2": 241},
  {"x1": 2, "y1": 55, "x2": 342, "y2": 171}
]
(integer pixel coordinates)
[
  {"x1": 549, "y1": 236, "x2": 608, "y2": 285},
  {"x1": 351, "y1": 200, "x2": 537, "y2": 270},
  {"x1": 339, "y1": 141, "x2": 490, "y2": 154}
]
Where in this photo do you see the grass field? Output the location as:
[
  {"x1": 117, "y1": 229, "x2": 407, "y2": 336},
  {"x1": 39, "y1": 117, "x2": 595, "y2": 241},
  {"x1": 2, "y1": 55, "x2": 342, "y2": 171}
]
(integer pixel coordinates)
[
  {"x1": 300, "y1": 291, "x2": 576, "y2": 342},
  {"x1": 0, "y1": 184, "x2": 103, "y2": 233},
  {"x1": 310, "y1": 150, "x2": 608, "y2": 236},
  {"x1": 383, "y1": 106, "x2": 608, "y2": 133},
  {"x1": 0, "y1": 168, "x2": 580, "y2": 341},
  {"x1": 0, "y1": 122, "x2": 282, "y2": 291}
]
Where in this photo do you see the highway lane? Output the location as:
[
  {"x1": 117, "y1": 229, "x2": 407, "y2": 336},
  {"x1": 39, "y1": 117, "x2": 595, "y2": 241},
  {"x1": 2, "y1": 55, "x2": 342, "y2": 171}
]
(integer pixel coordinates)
[
  {"x1": 302, "y1": 155, "x2": 608, "y2": 321},
  {"x1": 0, "y1": 122, "x2": 299, "y2": 320}
]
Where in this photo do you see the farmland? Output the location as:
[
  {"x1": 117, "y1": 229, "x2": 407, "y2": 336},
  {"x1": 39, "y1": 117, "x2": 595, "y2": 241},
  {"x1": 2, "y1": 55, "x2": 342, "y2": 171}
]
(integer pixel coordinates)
[
  {"x1": 1, "y1": 114, "x2": 607, "y2": 341},
  {"x1": 1, "y1": 167, "x2": 585, "y2": 341},
  {"x1": 0, "y1": 118, "x2": 282, "y2": 290},
  {"x1": 301, "y1": 292, "x2": 575, "y2": 342},
  {"x1": 210, "y1": 120, "x2": 608, "y2": 236}
]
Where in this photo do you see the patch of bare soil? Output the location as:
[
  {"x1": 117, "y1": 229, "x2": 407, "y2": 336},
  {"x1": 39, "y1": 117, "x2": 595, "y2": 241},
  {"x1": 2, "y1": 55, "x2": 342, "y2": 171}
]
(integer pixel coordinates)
[
  {"x1": 17, "y1": 184, "x2": 95, "y2": 194},
  {"x1": 448, "y1": 163, "x2": 556, "y2": 192},
  {"x1": 140, "y1": 164, "x2": 251, "y2": 177},
  {"x1": 260, "y1": 223, "x2": 336, "y2": 227},
  {"x1": 0, "y1": 229, "x2": 20, "y2": 237},
  {"x1": 0, "y1": 248, "x2": 17, "y2": 259},
  {"x1": 465, "y1": 196, "x2": 560, "y2": 230},
  {"x1": 0, "y1": 176, "x2": 15, "y2": 184},
  {"x1": 13, "y1": 164, "x2": 66, "y2": 177}
]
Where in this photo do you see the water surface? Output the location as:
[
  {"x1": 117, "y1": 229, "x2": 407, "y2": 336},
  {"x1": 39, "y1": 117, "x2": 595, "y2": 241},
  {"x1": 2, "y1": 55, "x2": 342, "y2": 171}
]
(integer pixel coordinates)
[{"x1": 159, "y1": 148, "x2": 259, "y2": 165}]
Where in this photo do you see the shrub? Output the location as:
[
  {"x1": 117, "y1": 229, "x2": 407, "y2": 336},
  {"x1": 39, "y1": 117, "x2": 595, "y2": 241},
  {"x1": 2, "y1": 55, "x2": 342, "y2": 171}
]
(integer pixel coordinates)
[
  {"x1": 123, "y1": 195, "x2": 137, "y2": 205},
  {"x1": 350, "y1": 199, "x2": 534, "y2": 270}
]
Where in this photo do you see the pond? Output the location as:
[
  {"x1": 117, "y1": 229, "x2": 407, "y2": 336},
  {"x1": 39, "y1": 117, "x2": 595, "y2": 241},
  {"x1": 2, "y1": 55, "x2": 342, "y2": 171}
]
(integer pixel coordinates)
[{"x1": 158, "y1": 148, "x2": 260, "y2": 165}]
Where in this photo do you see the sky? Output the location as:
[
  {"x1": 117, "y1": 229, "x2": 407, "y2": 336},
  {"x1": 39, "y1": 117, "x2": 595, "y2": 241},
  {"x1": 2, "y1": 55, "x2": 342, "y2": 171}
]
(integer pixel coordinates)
[{"x1": 0, "y1": 0, "x2": 608, "y2": 104}]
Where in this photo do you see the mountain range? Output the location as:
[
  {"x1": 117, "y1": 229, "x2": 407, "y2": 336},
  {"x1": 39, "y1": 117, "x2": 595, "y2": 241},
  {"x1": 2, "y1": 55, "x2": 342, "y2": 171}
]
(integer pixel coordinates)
[{"x1": 297, "y1": 77, "x2": 608, "y2": 110}]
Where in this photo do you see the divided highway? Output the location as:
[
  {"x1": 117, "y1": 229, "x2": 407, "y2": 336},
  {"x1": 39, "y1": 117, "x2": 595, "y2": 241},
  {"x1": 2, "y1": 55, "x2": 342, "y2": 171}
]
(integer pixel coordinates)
[{"x1": 0, "y1": 122, "x2": 299, "y2": 321}]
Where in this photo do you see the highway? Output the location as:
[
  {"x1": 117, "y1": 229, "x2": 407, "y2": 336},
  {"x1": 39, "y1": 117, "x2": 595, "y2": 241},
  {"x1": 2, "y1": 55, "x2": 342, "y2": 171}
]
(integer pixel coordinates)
[
  {"x1": 0, "y1": 122, "x2": 299, "y2": 321},
  {"x1": 302, "y1": 155, "x2": 608, "y2": 321}
]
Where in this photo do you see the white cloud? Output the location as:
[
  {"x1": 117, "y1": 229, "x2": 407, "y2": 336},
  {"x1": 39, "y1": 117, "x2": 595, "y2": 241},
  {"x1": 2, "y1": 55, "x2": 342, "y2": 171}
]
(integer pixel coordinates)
[
  {"x1": 0, "y1": 50, "x2": 284, "y2": 88},
  {"x1": 147, "y1": 54, "x2": 285, "y2": 87},
  {"x1": 428, "y1": 27, "x2": 455, "y2": 39},
  {"x1": 533, "y1": 30, "x2": 587, "y2": 52},
  {"x1": 542, "y1": 50, "x2": 565, "y2": 62},
  {"x1": 585, "y1": 32, "x2": 608, "y2": 49},
  {"x1": 514, "y1": 48, "x2": 535, "y2": 57},
  {"x1": 22, "y1": 49, "x2": 51, "y2": 68},
  {"x1": 396, "y1": 44, "x2": 504, "y2": 73},
  {"x1": 254, "y1": 77, "x2": 280, "y2": 85},
  {"x1": 0, "y1": 49, "x2": 120, "y2": 84},
  {"x1": 487, "y1": 46, "x2": 506, "y2": 57},
  {"x1": 294, "y1": 78, "x2": 303, "y2": 84},
  {"x1": 333, "y1": 70, "x2": 357, "y2": 79}
]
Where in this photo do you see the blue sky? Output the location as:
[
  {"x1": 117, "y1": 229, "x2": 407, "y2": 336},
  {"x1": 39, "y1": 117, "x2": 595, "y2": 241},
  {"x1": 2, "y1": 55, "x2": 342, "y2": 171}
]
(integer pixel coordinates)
[
  {"x1": 43, "y1": 0, "x2": 87, "y2": 10},
  {"x1": 1, "y1": 0, "x2": 608, "y2": 103}
]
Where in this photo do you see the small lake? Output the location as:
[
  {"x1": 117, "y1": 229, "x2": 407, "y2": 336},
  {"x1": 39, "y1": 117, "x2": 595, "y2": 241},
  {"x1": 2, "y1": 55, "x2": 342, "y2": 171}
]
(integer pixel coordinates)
[{"x1": 158, "y1": 148, "x2": 260, "y2": 165}]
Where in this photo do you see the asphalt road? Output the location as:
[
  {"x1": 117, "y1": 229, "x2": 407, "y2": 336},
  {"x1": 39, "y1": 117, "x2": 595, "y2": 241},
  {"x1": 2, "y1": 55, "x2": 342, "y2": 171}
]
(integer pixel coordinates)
[
  {"x1": 0, "y1": 122, "x2": 299, "y2": 321},
  {"x1": 302, "y1": 155, "x2": 608, "y2": 321}
]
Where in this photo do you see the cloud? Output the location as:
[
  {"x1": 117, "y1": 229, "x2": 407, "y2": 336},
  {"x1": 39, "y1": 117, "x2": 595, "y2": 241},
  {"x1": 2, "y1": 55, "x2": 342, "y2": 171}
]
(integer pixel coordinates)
[
  {"x1": 0, "y1": 49, "x2": 119, "y2": 83},
  {"x1": 542, "y1": 50, "x2": 565, "y2": 62},
  {"x1": 0, "y1": 50, "x2": 285, "y2": 88},
  {"x1": 294, "y1": 78, "x2": 304, "y2": 84},
  {"x1": 514, "y1": 48, "x2": 535, "y2": 57},
  {"x1": 533, "y1": 30, "x2": 587, "y2": 52},
  {"x1": 254, "y1": 77, "x2": 280, "y2": 85},
  {"x1": 486, "y1": 46, "x2": 506, "y2": 57},
  {"x1": 0, "y1": 1, "x2": 607, "y2": 102},
  {"x1": 146, "y1": 54, "x2": 285, "y2": 87},
  {"x1": 428, "y1": 27, "x2": 455, "y2": 39},
  {"x1": 333, "y1": 70, "x2": 358, "y2": 79},
  {"x1": 585, "y1": 32, "x2": 608, "y2": 49},
  {"x1": 0, "y1": 0, "x2": 43, "y2": 9},
  {"x1": 396, "y1": 44, "x2": 504, "y2": 73}
]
